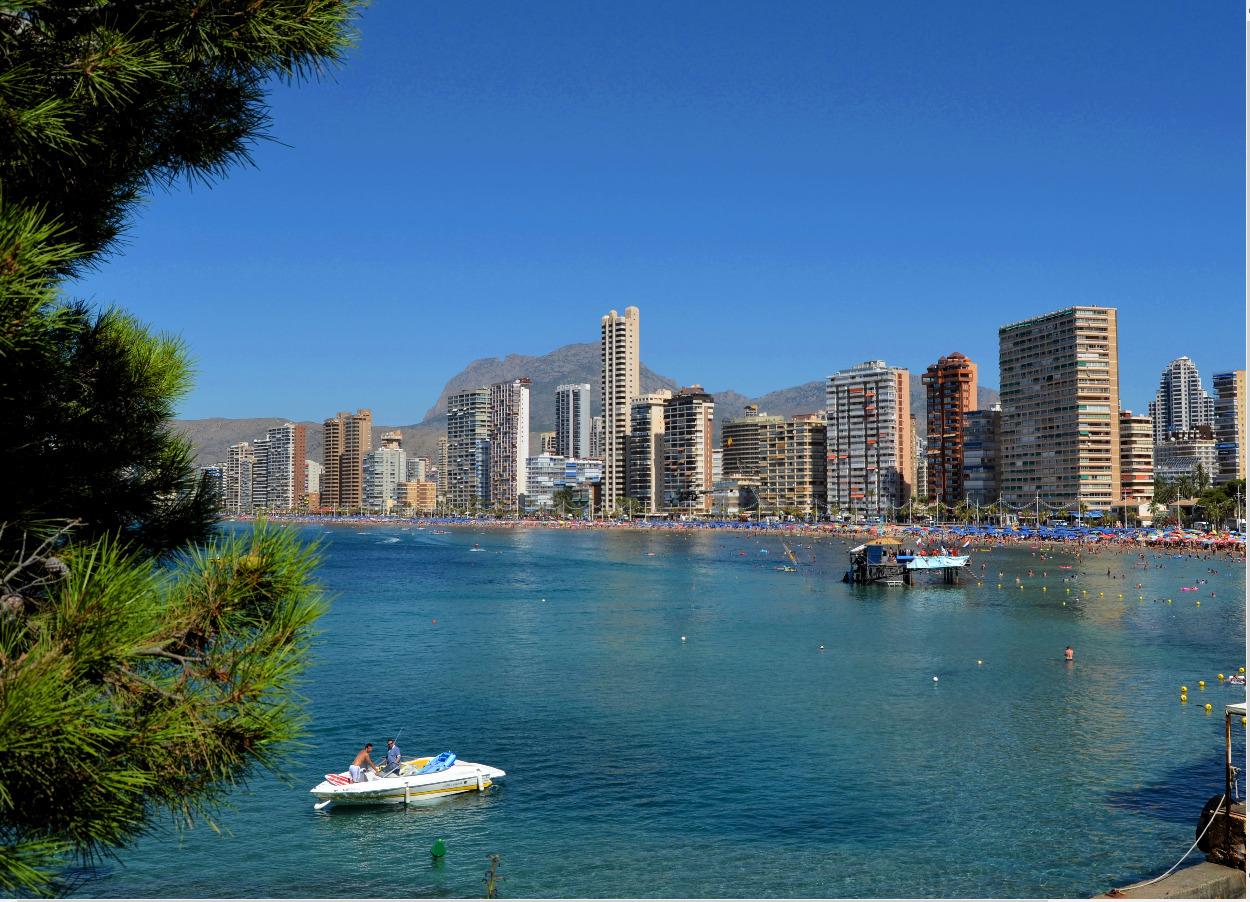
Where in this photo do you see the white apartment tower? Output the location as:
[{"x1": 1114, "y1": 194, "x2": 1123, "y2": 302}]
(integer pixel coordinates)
[
  {"x1": 488, "y1": 378, "x2": 531, "y2": 511},
  {"x1": 555, "y1": 383, "x2": 592, "y2": 460},
  {"x1": 263, "y1": 424, "x2": 299, "y2": 510},
  {"x1": 601, "y1": 307, "x2": 640, "y2": 511},
  {"x1": 626, "y1": 390, "x2": 672, "y2": 513},
  {"x1": 224, "y1": 442, "x2": 255, "y2": 514},
  {"x1": 663, "y1": 386, "x2": 715, "y2": 513},
  {"x1": 825, "y1": 361, "x2": 913, "y2": 516},
  {"x1": 1149, "y1": 357, "x2": 1214, "y2": 446}
]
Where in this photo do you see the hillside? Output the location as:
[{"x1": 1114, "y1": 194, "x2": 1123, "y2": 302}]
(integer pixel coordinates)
[{"x1": 175, "y1": 349, "x2": 999, "y2": 465}]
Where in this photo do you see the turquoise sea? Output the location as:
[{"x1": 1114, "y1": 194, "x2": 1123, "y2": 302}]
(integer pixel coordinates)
[{"x1": 79, "y1": 525, "x2": 1245, "y2": 898}]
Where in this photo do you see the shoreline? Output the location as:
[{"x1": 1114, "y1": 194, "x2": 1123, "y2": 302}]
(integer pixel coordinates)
[{"x1": 225, "y1": 514, "x2": 1247, "y2": 555}]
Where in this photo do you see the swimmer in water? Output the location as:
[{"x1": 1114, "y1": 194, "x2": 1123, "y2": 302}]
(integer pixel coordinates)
[{"x1": 1065, "y1": 646, "x2": 1074, "y2": 662}]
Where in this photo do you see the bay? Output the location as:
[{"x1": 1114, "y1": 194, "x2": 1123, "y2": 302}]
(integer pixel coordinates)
[{"x1": 79, "y1": 524, "x2": 1246, "y2": 898}]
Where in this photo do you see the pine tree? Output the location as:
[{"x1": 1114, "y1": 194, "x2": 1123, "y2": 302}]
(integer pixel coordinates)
[{"x1": 0, "y1": 1, "x2": 363, "y2": 893}]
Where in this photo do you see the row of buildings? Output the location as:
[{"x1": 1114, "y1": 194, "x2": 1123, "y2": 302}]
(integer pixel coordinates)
[{"x1": 207, "y1": 305, "x2": 1246, "y2": 521}]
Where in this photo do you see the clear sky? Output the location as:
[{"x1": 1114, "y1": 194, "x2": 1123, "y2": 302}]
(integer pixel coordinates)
[{"x1": 70, "y1": 2, "x2": 1245, "y2": 425}]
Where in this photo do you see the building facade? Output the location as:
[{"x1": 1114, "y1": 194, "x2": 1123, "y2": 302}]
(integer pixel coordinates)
[
  {"x1": 722, "y1": 406, "x2": 780, "y2": 479},
  {"x1": 625, "y1": 390, "x2": 671, "y2": 514},
  {"x1": 825, "y1": 361, "x2": 912, "y2": 516},
  {"x1": 539, "y1": 431, "x2": 557, "y2": 454},
  {"x1": 601, "y1": 307, "x2": 640, "y2": 510},
  {"x1": 488, "y1": 378, "x2": 531, "y2": 511},
  {"x1": 447, "y1": 389, "x2": 489, "y2": 510},
  {"x1": 363, "y1": 446, "x2": 406, "y2": 511},
  {"x1": 663, "y1": 386, "x2": 715, "y2": 513},
  {"x1": 1149, "y1": 357, "x2": 1214, "y2": 446},
  {"x1": 224, "y1": 442, "x2": 254, "y2": 513},
  {"x1": 262, "y1": 424, "x2": 301, "y2": 510},
  {"x1": 1212, "y1": 369, "x2": 1246, "y2": 485},
  {"x1": 922, "y1": 352, "x2": 978, "y2": 505},
  {"x1": 321, "y1": 410, "x2": 372, "y2": 510},
  {"x1": 1118, "y1": 411, "x2": 1154, "y2": 508},
  {"x1": 555, "y1": 383, "x2": 592, "y2": 460},
  {"x1": 524, "y1": 455, "x2": 604, "y2": 511},
  {"x1": 961, "y1": 407, "x2": 1001, "y2": 506},
  {"x1": 758, "y1": 414, "x2": 827, "y2": 518},
  {"x1": 397, "y1": 480, "x2": 437, "y2": 513},
  {"x1": 998, "y1": 307, "x2": 1120, "y2": 514},
  {"x1": 1153, "y1": 427, "x2": 1218, "y2": 485}
]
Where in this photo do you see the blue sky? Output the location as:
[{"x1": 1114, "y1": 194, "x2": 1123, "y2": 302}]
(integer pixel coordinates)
[{"x1": 70, "y1": 2, "x2": 1245, "y2": 425}]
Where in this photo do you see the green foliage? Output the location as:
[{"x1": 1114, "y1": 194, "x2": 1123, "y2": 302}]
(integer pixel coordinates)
[
  {"x1": 0, "y1": 522, "x2": 326, "y2": 895},
  {"x1": 0, "y1": 1, "x2": 364, "y2": 893}
]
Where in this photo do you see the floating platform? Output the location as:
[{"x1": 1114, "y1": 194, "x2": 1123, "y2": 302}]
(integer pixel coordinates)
[{"x1": 845, "y1": 540, "x2": 970, "y2": 586}]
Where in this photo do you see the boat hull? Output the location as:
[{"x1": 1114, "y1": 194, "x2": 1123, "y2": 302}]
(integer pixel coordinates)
[{"x1": 310, "y1": 761, "x2": 505, "y2": 807}]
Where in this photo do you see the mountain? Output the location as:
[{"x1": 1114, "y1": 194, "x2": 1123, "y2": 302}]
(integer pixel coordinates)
[{"x1": 174, "y1": 349, "x2": 999, "y2": 465}]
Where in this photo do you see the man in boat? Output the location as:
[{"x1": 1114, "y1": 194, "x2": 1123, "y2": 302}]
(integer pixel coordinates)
[
  {"x1": 384, "y1": 738, "x2": 402, "y2": 775},
  {"x1": 349, "y1": 744, "x2": 377, "y2": 782}
]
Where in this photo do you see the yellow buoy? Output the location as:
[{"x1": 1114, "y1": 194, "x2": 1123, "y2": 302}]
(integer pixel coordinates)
[
  {"x1": 1167, "y1": 599, "x2": 1172, "y2": 603},
  {"x1": 1119, "y1": 594, "x2": 1122, "y2": 598},
  {"x1": 1197, "y1": 601, "x2": 1201, "y2": 606},
  {"x1": 1182, "y1": 686, "x2": 1188, "y2": 692},
  {"x1": 1199, "y1": 681, "x2": 1205, "y2": 688},
  {"x1": 1100, "y1": 592, "x2": 1103, "y2": 596},
  {"x1": 1243, "y1": 717, "x2": 1246, "y2": 725},
  {"x1": 1205, "y1": 704, "x2": 1212, "y2": 711},
  {"x1": 998, "y1": 584, "x2": 1001, "y2": 588},
  {"x1": 1139, "y1": 596, "x2": 1144, "y2": 600},
  {"x1": 1181, "y1": 694, "x2": 1187, "y2": 702},
  {"x1": 1219, "y1": 674, "x2": 1225, "y2": 681},
  {"x1": 1082, "y1": 590, "x2": 1087, "y2": 595},
  {"x1": 978, "y1": 660, "x2": 983, "y2": 665},
  {"x1": 1043, "y1": 586, "x2": 1047, "y2": 591},
  {"x1": 1242, "y1": 668, "x2": 1246, "y2": 674}
]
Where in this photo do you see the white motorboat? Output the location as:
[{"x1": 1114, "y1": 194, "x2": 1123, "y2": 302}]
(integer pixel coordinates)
[{"x1": 310, "y1": 752, "x2": 505, "y2": 809}]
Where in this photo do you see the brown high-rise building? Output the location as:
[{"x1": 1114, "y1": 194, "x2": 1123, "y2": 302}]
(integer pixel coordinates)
[
  {"x1": 322, "y1": 410, "x2": 373, "y2": 510},
  {"x1": 922, "y1": 352, "x2": 978, "y2": 506},
  {"x1": 1119, "y1": 410, "x2": 1153, "y2": 511}
]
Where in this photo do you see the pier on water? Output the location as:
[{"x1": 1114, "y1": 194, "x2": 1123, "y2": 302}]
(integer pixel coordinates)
[{"x1": 847, "y1": 538, "x2": 969, "y2": 586}]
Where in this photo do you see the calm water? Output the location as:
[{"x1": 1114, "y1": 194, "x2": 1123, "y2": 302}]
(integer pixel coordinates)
[{"x1": 80, "y1": 525, "x2": 1245, "y2": 898}]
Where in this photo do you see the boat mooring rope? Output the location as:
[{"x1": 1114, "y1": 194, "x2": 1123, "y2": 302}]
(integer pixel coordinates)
[{"x1": 1108, "y1": 793, "x2": 1226, "y2": 895}]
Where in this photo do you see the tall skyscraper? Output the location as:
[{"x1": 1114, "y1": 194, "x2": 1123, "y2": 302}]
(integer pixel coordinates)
[
  {"x1": 922, "y1": 352, "x2": 978, "y2": 505},
  {"x1": 663, "y1": 386, "x2": 715, "y2": 513},
  {"x1": 1118, "y1": 411, "x2": 1153, "y2": 510},
  {"x1": 488, "y1": 379, "x2": 531, "y2": 511},
  {"x1": 224, "y1": 442, "x2": 255, "y2": 513},
  {"x1": 998, "y1": 306, "x2": 1120, "y2": 513},
  {"x1": 260, "y1": 424, "x2": 301, "y2": 510},
  {"x1": 447, "y1": 388, "x2": 489, "y2": 510},
  {"x1": 1212, "y1": 369, "x2": 1246, "y2": 484},
  {"x1": 324, "y1": 410, "x2": 373, "y2": 510},
  {"x1": 601, "y1": 307, "x2": 640, "y2": 510},
  {"x1": 250, "y1": 436, "x2": 270, "y2": 509},
  {"x1": 1149, "y1": 357, "x2": 1214, "y2": 446},
  {"x1": 626, "y1": 390, "x2": 671, "y2": 513},
  {"x1": 363, "y1": 445, "x2": 406, "y2": 511},
  {"x1": 961, "y1": 407, "x2": 1001, "y2": 506},
  {"x1": 722, "y1": 405, "x2": 780, "y2": 479},
  {"x1": 555, "y1": 383, "x2": 591, "y2": 460},
  {"x1": 436, "y1": 437, "x2": 449, "y2": 500},
  {"x1": 826, "y1": 361, "x2": 912, "y2": 516}
]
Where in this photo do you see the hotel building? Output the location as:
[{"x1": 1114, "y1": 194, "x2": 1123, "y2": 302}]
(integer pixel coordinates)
[
  {"x1": 601, "y1": 307, "x2": 640, "y2": 510},
  {"x1": 758, "y1": 414, "x2": 827, "y2": 518},
  {"x1": 1149, "y1": 357, "x2": 1214, "y2": 446},
  {"x1": 447, "y1": 389, "x2": 489, "y2": 510},
  {"x1": 1153, "y1": 427, "x2": 1218, "y2": 484},
  {"x1": 322, "y1": 410, "x2": 372, "y2": 510},
  {"x1": 998, "y1": 306, "x2": 1120, "y2": 513},
  {"x1": 1212, "y1": 369, "x2": 1246, "y2": 484},
  {"x1": 663, "y1": 386, "x2": 715, "y2": 513},
  {"x1": 825, "y1": 361, "x2": 912, "y2": 516},
  {"x1": 922, "y1": 352, "x2": 978, "y2": 506},
  {"x1": 555, "y1": 383, "x2": 592, "y2": 460},
  {"x1": 961, "y1": 407, "x2": 1001, "y2": 506},
  {"x1": 626, "y1": 390, "x2": 671, "y2": 514},
  {"x1": 224, "y1": 442, "x2": 255, "y2": 513},
  {"x1": 1118, "y1": 411, "x2": 1153, "y2": 510},
  {"x1": 488, "y1": 378, "x2": 531, "y2": 511}
]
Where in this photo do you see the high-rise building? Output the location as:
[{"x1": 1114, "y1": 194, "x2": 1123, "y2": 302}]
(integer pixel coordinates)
[
  {"x1": 306, "y1": 459, "x2": 323, "y2": 496},
  {"x1": 263, "y1": 424, "x2": 300, "y2": 510},
  {"x1": 601, "y1": 307, "x2": 640, "y2": 510},
  {"x1": 224, "y1": 442, "x2": 255, "y2": 513},
  {"x1": 436, "y1": 437, "x2": 449, "y2": 500},
  {"x1": 961, "y1": 407, "x2": 1001, "y2": 506},
  {"x1": 1212, "y1": 370, "x2": 1246, "y2": 485},
  {"x1": 1153, "y1": 427, "x2": 1218, "y2": 484},
  {"x1": 524, "y1": 454, "x2": 604, "y2": 512},
  {"x1": 826, "y1": 361, "x2": 912, "y2": 516},
  {"x1": 910, "y1": 415, "x2": 928, "y2": 500},
  {"x1": 447, "y1": 389, "x2": 489, "y2": 510},
  {"x1": 406, "y1": 456, "x2": 430, "y2": 483},
  {"x1": 589, "y1": 416, "x2": 604, "y2": 460},
  {"x1": 198, "y1": 465, "x2": 225, "y2": 509},
  {"x1": 626, "y1": 391, "x2": 671, "y2": 513},
  {"x1": 364, "y1": 445, "x2": 406, "y2": 511},
  {"x1": 250, "y1": 437, "x2": 270, "y2": 510},
  {"x1": 998, "y1": 306, "x2": 1120, "y2": 513},
  {"x1": 1149, "y1": 357, "x2": 1214, "y2": 446},
  {"x1": 1118, "y1": 411, "x2": 1153, "y2": 509},
  {"x1": 397, "y1": 480, "x2": 437, "y2": 513},
  {"x1": 488, "y1": 379, "x2": 531, "y2": 511},
  {"x1": 758, "y1": 414, "x2": 827, "y2": 518},
  {"x1": 663, "y1": 386, "x2": 715, "y2": 513},
  {"x1": 555, "y1": 384, "x2": 591, "y2": 460},
  {"x1": 922, "y1": 352, "x2": 978, "y2": 506},
  {"x1": 321, "y1": 410, "x2": 372, "y2": 510},
  {"x1": 722, "y1": 406, "x2": 780, "y2": 479},
  {"x1": 539, "y1": 431, "x2": 557, "y2": 454}
]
